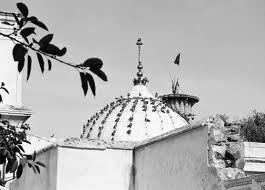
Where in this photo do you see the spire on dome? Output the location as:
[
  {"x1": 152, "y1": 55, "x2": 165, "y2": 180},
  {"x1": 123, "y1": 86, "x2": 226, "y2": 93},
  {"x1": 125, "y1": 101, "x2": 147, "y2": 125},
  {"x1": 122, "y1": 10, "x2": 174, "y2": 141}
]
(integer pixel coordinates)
[{"x1": 133, "y1": 38, "x2": 149, "y2": 86}]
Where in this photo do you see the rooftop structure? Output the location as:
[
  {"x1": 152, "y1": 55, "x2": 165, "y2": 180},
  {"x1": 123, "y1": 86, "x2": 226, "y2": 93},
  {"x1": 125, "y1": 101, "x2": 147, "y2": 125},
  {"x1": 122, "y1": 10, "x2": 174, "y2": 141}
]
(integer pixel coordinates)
[
  {"x1": 81, "y1": 38, "x2": 188, "y2": 142},
  {"x1": 162, "y1": 72, "x2": 199, "y2": 122},
  {"x1": 10, "y1": 116, "x2": 265, "y2": 190}
]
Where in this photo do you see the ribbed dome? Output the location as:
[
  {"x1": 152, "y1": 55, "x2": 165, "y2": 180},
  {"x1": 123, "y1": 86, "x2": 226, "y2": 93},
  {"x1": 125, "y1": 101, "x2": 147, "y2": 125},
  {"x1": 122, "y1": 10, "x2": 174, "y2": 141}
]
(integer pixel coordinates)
[
  {"x1": 81, "y1": 38, "x2": 188, "y2": 142},
  {"x1": 81, "y1": 84, "x2": 188, "y2": 142}
]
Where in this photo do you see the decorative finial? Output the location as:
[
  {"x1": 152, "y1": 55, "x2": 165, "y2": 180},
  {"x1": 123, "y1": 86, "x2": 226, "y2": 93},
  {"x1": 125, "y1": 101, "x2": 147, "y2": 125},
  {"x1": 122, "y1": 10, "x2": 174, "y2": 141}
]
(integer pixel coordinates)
[
  {"x1": 136, "y1": 38, "x2": 143, "y2": 79},
  {"x1": 133, "y1": 38, "x2": 149, "y2": 86}
]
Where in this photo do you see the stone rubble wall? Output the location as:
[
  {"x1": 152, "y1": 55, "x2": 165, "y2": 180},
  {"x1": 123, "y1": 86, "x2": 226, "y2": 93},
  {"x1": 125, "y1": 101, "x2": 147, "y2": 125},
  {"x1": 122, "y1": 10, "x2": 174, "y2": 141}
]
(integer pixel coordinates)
[{"x1": 204, "y1": 116, "x2": 246, "y2": 181}]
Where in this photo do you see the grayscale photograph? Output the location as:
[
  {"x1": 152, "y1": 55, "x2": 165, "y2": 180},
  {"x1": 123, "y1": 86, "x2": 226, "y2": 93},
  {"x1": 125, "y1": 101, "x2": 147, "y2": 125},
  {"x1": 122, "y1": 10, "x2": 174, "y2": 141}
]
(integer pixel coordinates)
[{"x1": 0, "y1": 0, "x2": 264, "y2": 189}]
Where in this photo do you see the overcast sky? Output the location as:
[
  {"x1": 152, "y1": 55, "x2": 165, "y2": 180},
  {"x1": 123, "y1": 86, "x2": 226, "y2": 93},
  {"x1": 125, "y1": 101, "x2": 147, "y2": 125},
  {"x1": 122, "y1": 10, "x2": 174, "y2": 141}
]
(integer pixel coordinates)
[{"x1": 1, "y1": 0, "x2": 265, "y2": 138}]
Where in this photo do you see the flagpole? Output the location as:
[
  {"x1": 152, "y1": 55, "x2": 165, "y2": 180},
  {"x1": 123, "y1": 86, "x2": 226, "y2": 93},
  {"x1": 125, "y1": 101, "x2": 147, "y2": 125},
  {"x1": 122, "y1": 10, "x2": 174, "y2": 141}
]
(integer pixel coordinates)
[{"x1": 173, "y1": 52, "x2": 181, "y2": 93}]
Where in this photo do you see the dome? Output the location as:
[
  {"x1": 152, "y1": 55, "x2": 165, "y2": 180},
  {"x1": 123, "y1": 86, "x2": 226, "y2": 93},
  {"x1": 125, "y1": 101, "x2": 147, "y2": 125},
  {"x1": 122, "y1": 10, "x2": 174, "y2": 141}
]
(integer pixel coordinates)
[
  {"x1": 81, "y1": 84, "x2": 188, "y2": 142},
  {"x1": 81, "y1": 38, "x2": 188, "y2": 142}
]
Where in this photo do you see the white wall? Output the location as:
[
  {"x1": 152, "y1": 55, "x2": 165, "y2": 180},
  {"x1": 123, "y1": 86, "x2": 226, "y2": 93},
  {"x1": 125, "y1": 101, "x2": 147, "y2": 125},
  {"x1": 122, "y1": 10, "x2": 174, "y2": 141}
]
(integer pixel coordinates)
[
  {"x1": 0, "y1": 19, "x2": 22, "y2": 107},
  {"x1": 56, "y1": 147, "x2": 133, "y2": 190},
  {"x1": 134, "y1": 126, "x2": 220, "y2": 190}
]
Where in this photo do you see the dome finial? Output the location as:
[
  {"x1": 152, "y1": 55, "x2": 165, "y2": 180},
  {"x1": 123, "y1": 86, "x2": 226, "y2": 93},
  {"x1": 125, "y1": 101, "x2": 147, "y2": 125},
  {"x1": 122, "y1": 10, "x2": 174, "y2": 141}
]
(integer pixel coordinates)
[{"x1": 133, "y1": 38, "x2": 149, "y2": 86}]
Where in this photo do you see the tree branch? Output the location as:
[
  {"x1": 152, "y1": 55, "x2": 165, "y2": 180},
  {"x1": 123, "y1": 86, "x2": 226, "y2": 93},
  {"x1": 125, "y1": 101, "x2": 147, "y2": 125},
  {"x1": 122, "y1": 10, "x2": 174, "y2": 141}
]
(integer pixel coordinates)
[{"x1": 0, "y1": 31, "x2": 83, "y2": 71}]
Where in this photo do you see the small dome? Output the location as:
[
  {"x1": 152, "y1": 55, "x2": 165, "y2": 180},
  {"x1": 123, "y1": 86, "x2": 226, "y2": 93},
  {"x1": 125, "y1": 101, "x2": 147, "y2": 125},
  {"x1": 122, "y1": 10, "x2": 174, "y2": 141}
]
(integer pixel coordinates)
[
  {"x1": 81, "y1": 84, "x2": 188, "y2": 142},
  {"x1": 81, "y1": 38, "x2": 188, "y2": 142}
]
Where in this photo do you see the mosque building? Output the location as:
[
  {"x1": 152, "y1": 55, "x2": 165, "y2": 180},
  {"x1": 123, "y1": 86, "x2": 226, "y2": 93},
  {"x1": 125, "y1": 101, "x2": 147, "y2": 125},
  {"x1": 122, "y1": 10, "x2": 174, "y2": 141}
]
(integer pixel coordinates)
[{"x1": 1, "y1": 14, "x2": 265, "y2": 190}]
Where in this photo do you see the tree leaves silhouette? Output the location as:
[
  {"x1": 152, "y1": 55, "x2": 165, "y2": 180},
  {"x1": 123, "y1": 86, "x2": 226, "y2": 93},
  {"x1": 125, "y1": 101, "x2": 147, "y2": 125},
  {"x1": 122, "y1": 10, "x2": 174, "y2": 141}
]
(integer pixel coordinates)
[{"x1": 0, "y1": 2, "x2": 107, "y2": 97}]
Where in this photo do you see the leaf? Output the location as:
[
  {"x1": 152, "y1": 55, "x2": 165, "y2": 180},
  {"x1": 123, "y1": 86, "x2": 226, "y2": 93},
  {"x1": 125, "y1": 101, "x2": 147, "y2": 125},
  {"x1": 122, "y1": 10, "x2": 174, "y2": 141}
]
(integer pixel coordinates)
[
  {"x1": 22, "y1": 139, "x2": 31, "y2": 144},
  {"x1": 16, "y1": 164, "x2": 23, "y2": 179},
  {"x1": 18, "y1": 58, "x2": 25, "y2": 73},
  {"x1": 10, "y1": 159, "x2": 18, "y2": 173},
  {"x1": 31, "y1": 20, "x2": 48, "y2": 31},
  {"x1": 20, "y1": 27, "x2": 35, "y2": 38},
  {"x1": 36, "y1": 161, "x2": 45, "y2": 168},
  {"x1": 1, "y1": 21, "x2": 14, "y2": 26},
  {"x1": 20, "y1": 157, "x2": 27, "y2": 168},
  {"x1": 35, "y1": 165, "x2": 40, "y2": 173},
  {"x1": 12, "y1": 13, "x2": 20, "y2": 25},
  {"x1": 57, "y1": 47, "x2": 67, "y2": 56},
  {"x1": 32, "y1": 165, "x2": 36, "y2": 173},
  {"x1": 1, "y1": 87, "x2": 9, "y2": 94},
  {"x1": 33, "y1": 151, "x2": 36, "y2": 162},
  {"x1": 39, "y1": 34, "x2": 53, "y2": 45},
  {"x1": 89, "y1": 67, "x2": 107, "y2": 81},
  {"x1": 27, "y1": 16, "x2": 38, "y2": 22},
  {"x1": 86, "y1": 73, "x2": 96, "y2": 96},
  {"x1": 13, "y1": 147, "x2": 21, "y2": 155},
  {"x1": 13, "y1": 44, "x2": 28, "y2": 61},
  {"x1": 39, "y1": 44, "x2": 60, "y2": 55},
  {"x1": 17, "y1": 145, "x2": 25, "y2": 153},
  {"x1": 17, "y1": 2, "x2": 29, "y2": 18},
  {"x1": 48, "y1": 59, "x2": 52, "y2": 71},
  {"x1": 80, "y1": 72, "x2": 88, "y2": 96},
  {"x1": 20, "y1": 27, "x2": 36, "y2": 44},
  {"x1": 6, "y1": 159, "x2": 12, "y2": 173},
  {"x1": 36, "y1": 53, "x2": 44, "y2": 73},
  {"x1": 1, "y1": 82, "x2": 4, "y2": 87},
  {"x1": 28, "y1": 162, "x2": 32, "y2": 168},
  {"x1": 27, "y1": 55, "x2": 32, "y2": 80},
  {"x1": 82, "y1": 58, "x2": 103, "y2": 69},
  {"x1": 0, "y1": 155, "x2": 6, "y2": 164}
]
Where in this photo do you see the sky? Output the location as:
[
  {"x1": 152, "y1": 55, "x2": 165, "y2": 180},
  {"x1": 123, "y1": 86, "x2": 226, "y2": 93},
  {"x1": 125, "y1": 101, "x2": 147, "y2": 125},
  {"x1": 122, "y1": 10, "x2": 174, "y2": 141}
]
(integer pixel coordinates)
[{"x1": 1, "y1": 0, "x2": 265, "y2": 138}]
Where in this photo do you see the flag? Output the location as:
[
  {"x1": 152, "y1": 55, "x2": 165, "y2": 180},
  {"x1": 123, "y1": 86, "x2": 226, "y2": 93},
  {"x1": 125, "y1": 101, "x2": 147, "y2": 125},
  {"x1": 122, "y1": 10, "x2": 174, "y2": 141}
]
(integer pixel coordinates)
[{"x1": 174, "y1": 53, "x2": 180, "y2": 65}]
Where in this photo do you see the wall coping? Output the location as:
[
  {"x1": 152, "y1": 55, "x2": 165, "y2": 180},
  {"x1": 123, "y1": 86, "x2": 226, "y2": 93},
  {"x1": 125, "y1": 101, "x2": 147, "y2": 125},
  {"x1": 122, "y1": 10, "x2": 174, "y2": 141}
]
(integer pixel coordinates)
[
  {"x1": 33, "y1": 138, "x2": 136, "y2": 154},
  {"x1": 57, "y1": 137, "x2": 136, "y2": 150},
  {"x1": 0, "y1": 104, "x2": 32, "y2": 116},
  {"x1": 134, "y1": 122, "x2": 204, "y2": 149},
  {"x1": 35, "y1": 144, "x2": 57, "y2": 155},
  {"x1": 35, "y1": 141, "x2": 135, "y2": 155}
]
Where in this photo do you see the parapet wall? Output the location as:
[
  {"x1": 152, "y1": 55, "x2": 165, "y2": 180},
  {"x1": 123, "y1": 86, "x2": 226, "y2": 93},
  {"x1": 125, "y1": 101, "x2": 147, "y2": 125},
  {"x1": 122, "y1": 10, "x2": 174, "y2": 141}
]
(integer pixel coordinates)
[
  {"x1": 134, "y1": 115, "x2": 247, "y2": 190},
  {"x1": 134, "y1": 122, "x2": 220, "y2": 190}
]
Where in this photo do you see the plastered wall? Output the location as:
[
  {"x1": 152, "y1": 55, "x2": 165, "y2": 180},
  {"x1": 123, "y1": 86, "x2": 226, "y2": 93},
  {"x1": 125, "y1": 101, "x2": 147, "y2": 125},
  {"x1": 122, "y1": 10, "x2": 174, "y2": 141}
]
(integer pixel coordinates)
[
  {"x1": 56, "y1": 147, "x2": 133, "y2": 190},
  {"x1": 134, "y1": 125, "x2": 220, "y2": 190}
]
